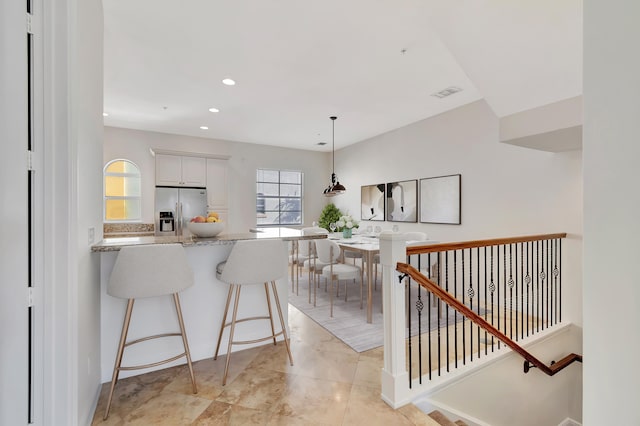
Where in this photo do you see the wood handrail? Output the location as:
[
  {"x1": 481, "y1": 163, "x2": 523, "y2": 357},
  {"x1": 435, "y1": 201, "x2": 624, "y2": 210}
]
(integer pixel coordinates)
[
  {"x1": 406, "y1": 233, "x2": 567, "y2": 256},
  {"x1": 396, "y1": 262, "x2": 582, "y2": 376}
]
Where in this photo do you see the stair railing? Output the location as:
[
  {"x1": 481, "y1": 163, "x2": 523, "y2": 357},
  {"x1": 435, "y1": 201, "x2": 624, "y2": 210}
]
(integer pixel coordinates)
[
  {"x1": 379, "y1": 232, "x2": 581, "y2": 409},
  {"x1": 396, "y1": 262, "x2": 582, "y2": 376}
]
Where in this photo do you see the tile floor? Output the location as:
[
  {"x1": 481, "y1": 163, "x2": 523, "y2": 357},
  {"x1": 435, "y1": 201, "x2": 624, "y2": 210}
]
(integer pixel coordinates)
[{"x1": 91, "y1": 304, "x2": 439, "y2": 425}]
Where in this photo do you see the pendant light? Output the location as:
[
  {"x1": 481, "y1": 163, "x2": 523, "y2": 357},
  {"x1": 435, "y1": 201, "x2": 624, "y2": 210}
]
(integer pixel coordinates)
[{"x1": 323, "y1": 116, "x2": 346, "y2": 196}]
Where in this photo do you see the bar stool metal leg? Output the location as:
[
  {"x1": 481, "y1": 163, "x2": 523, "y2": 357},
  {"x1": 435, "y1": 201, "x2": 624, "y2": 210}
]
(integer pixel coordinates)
[
  {"x1": 270, "y1": 280, "x2": 294, "y2": 365},
  {"x1": 264, "y1": 282, "x2": 277, "y2": 345},
  {"x1": 173, "y1": 293, "x2": 197, "y2": 393},
  {"x1": 222, "y1": 284, "x2": 242, "y2": 385},
  {"x1": 214, "y1": 285, "x2": 234, "y2": 360},
  {"x1": 104, "y1": 299, "x2": 135, "y2": 420}
]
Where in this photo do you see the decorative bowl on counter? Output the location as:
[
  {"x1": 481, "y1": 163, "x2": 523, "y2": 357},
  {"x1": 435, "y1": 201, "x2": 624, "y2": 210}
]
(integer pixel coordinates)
[{"x1": 187, "y1": 221, "x2": 224, "y2": 238}]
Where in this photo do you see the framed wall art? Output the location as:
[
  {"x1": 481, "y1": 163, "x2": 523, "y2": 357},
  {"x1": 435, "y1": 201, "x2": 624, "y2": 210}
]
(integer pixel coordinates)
[
  {"x1": 361, "y1": 184, "x2": 385, "y2": 221},
  {"x1": 419, "y1": 174, "x2": 461, "y2": 224},
  {"x1": 386, "y1": 180, "x2": 417, "y2": 222}
]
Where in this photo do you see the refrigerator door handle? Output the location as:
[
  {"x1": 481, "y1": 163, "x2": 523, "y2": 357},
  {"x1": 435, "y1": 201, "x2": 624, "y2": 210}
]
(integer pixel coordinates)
[{"x1": 175, "y1": 202, "x2": 180, "y2": 235}]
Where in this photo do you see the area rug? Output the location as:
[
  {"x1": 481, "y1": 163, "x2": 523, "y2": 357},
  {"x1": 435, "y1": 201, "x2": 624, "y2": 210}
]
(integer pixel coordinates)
[{"x1": 288, "y1": 275, "x2": 474, "y2": 353}]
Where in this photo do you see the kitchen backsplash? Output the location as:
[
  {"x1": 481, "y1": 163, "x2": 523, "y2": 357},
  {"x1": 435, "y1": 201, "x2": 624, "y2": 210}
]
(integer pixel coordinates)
[{"x1": 103, "y1": 223, "x2": 154, "y2": 237}]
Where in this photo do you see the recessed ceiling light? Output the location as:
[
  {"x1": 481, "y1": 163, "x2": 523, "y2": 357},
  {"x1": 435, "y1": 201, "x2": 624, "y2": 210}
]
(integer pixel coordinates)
[
  {"x1": 222, "y1": 78, "x2": 236, "y2": 86},
  {"x1": 208, "y1": 107, "x2": 219, "y2": 113},
  {"x1": 200, "y1": 126, "x2": 209, "y2": 130},
  {"x1": 102, "y1": 112, "x2": 109, "y2": 117}
]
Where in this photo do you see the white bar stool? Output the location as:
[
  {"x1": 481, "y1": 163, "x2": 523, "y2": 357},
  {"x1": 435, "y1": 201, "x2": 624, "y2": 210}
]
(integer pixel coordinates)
[
  {"x1": 103, "y1": 244, "x2": 197, "y2": 420},
  {"x1": 214, "y1": 239, "x2": 293, "y2": 385}
]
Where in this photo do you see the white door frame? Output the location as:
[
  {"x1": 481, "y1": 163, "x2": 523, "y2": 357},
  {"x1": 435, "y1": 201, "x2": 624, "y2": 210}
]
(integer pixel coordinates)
[{"x1": 0, "y1": 0, "x2": 34, "y2": 424}]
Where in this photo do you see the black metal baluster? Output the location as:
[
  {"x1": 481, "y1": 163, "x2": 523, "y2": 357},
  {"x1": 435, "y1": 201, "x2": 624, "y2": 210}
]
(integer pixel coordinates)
[
  {"x1": 490, "y1": 246, "x2": 495, "y2": 352},
  {"x1": 519, "y1": 242, "x2": 523, "y2": 341},
  {"x1": 524, "y1": 242, "x2": 533, "y2": 337},
  {"x1": 516, "y1": 243, "x2": 520, "y2": 341},
  {"x1": 503, "y1": 244, "x2": 507, "y2": 341},
  {"x1": 428, "y1": 252, "x2": 432, "y2": 380},
  {"x1": 549, "y1": 240, "x2": 556, "y2": 325},
  {"x1": 445, "y1": 251, "x2": 450, "y2": 372},
  {"x1": 559, "y1": 239, "x2": 562, "y2": 323},
  {"x1": 540, "y1": 241, "x2": 544, "y2": 330},
  {"x1": 536, "y1": 241, "x2": 540, "y2": 333},
  {"x1": 462, "y1": 249, "x2": 466, "y2": 366},
  {"x1": 406, "y1": 257, "x2": 412, "y2": 388},
  {"x1": 509, "y1": 244, "x2": 514, "y2": 340},
  {"x1": 468, "y1": 248, "x2": 474, "y2": 362},
  {"x1": 544, "y1": 239, "x2": 548, "y2": 329},
  {"x1": 484, "y1": 246, "x2": 488, "y2": 355},
  {"x1": 477, "y1": 247, "x2": 481, "y2": 359},
  {"x1": 417, "y1": 253, "x2": 423, "y2": 383},
  {"x1": 438, "y1": 251, "x2": 442, "y2": 376},
  {"x1": 546, "y1": 239, "x2": 550, "y2": 329},
  {"x1": 454, "y1": 250, "x2": 458, "y2": 368},
  {"x1": 549, "y1": 239, "x2": 552, "y2": 326},
  {"x1": 497, "y1": 245, "x2": 501, "y2": 350},
  {"x1": 553, "y1": 239, "x2": 559, "y2": 326}
]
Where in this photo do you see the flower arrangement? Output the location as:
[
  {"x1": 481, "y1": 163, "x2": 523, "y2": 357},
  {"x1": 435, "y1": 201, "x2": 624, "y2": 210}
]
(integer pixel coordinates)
[{"x1": 336, "y1": 215, "x2": 359, "y2": 231}]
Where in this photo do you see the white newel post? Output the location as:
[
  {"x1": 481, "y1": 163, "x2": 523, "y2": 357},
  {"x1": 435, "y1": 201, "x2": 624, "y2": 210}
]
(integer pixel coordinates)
[{"x1": 380, "y1": 231, "x2": 411, "y2": 408}]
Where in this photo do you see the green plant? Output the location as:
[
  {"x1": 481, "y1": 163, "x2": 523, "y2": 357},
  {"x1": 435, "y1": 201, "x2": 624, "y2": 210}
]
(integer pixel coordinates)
[{"x1": 318, "y1": 203, "x2": 342, "y2": 231}]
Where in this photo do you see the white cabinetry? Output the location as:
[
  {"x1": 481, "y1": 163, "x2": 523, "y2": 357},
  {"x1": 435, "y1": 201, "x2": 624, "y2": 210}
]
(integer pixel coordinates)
[
  {"x1": 155, "y1": 154, "x2": 206, "y2": 187},
  {"x1": 206, "y1": 158, "x2": 229, "y2": 230},
  {"x1": 206, "y1": 158, "x2": 228, "y2": 210}
]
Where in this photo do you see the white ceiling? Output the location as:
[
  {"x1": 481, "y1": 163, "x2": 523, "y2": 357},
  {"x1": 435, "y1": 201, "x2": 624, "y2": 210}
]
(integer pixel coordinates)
[{"x1": 103, "y1": 0, "x2": 582, "y2": 151}]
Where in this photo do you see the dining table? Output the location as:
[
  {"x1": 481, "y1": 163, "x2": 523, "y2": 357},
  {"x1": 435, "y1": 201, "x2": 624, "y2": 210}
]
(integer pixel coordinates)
[{"x1": 330, "y1": 233, "x2": 381, "y2": 323}]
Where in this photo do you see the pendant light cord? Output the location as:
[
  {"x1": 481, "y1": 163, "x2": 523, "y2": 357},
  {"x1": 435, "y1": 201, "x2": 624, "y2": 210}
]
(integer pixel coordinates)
[{"x1": 331, "y1": 116, "x2": 337, "y2": 182}]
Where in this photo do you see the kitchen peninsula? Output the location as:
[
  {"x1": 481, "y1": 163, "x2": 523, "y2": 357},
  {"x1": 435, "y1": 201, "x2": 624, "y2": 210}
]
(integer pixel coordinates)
[{"x1": 92, "y1": 227, "x2": 325, "y2": 383}]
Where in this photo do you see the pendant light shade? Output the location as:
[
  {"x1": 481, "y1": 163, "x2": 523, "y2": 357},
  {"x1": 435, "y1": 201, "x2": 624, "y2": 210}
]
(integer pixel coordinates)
[{"x1": 323, "y1": 116, "x2": 346, "y2": 197}]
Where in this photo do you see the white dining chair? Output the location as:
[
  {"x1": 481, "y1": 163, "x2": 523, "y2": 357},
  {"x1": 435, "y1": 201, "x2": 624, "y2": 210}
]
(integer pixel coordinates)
[
  {"x1": 104, "y1": 244, "x2": 197, "y2": 420},
  {"x1": 315, "y1": 239, "x2": 363, "y2": 317},
  {"x1": 289, "y1": 227, "x2": 328, "y2": 295},
  {"x1": 298, "y1": 227, "x2": 329, "y2": 303}
]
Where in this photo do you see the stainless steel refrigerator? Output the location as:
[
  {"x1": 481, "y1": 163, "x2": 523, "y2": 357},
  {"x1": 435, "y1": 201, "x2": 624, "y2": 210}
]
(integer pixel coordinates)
[{"x1": 155, "y1": 187, "x2": 208, "y2": 237}]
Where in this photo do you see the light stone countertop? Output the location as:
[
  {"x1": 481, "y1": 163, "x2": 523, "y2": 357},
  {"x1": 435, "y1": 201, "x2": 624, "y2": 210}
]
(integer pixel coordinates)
[{"x1": 91, "y1": 227, "x2": 327, "y2": 252}]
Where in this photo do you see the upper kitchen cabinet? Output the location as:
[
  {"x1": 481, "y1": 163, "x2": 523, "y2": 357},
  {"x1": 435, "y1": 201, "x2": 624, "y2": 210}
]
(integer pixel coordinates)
[
  {"x1": 155, "y1": 154, "x2": 206, "y2": 187},
  {"x1": 206, "y1": 158, "x2": 228, "y2": 210}
]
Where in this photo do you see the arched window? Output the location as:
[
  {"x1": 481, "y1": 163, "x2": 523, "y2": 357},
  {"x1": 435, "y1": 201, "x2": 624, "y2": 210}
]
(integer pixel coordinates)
[{"x1": 104, "y1": 159, "x2": 141, "y2": 222}]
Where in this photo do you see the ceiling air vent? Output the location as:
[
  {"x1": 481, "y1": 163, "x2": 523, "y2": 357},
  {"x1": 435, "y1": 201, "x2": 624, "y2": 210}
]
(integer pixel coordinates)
[{"x1": 431, "y1": 86, "x2": 463, "y2": 99}]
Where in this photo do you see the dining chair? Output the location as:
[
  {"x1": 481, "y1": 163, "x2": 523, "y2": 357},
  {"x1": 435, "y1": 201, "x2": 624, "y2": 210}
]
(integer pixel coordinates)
[
  {"x1": 315, "y1": 239, "x2": 363, "y2": 317},
  {"x1": 289, "y1": 227, "x2": 328, "y2": 293}
]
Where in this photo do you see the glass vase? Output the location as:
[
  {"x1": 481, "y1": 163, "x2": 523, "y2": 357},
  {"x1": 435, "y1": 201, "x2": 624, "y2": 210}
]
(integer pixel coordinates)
[{"x1": 342, "y1": 228, "x2": 352, "y2": 239}]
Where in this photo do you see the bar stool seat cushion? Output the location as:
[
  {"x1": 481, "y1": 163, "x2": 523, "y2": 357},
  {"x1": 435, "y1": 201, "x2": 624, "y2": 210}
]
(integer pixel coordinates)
[
  {"x1": 108, "y1": 244, "x2": 194, "y2": 299},
  {"x1": 219, "y1": 239, "x2": 288, "y2": 285}
]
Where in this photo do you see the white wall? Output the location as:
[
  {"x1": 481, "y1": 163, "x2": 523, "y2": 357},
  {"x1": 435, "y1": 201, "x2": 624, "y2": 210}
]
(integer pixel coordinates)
[
  {"x1": 427, "y1": 325, "x2": 583, "y2": 426},
  {"x1": 333, "y1": 100, "x2": 583, "y2": 325},
  {"x1": 104, "y1": 126, "x2": 329, "y2": 232},
  {"x1": 72, "y1": 0, "x2": 104, "y2": 423},
  {"x1": 42, "y1": 0, "x2": 104, "y2": 424},
  {"x1": 583, "y1": 1, "x2": 640, "y2": 424}
]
